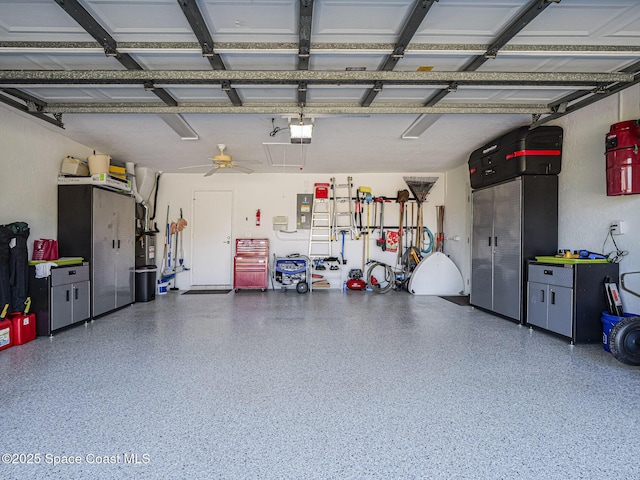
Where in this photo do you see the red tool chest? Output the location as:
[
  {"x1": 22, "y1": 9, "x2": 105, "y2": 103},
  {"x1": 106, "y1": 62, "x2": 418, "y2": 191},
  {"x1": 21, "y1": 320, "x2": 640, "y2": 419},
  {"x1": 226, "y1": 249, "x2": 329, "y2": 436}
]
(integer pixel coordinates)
[{"x1": 233, "y1": 239, "x2": 269, "y2": 292}]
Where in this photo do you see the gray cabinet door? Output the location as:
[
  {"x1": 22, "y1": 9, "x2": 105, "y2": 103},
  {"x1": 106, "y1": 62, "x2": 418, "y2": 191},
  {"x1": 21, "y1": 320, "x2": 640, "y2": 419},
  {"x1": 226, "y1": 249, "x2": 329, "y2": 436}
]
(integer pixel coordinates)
[
  {"x1": 72, "y1": 281, "x2": 91, "y2": 323},
  {"x1": 492, "y1": 179, "x2": 522, "y2": 321},
  {"x1": 51, "y1": 285, "x2": 73, "y2": 330},
  {"x1": 92, "y1": 188, "x2": 118, "y2": 317},
  {"x1": 114, "y1": 192, "x2": 135, "y2": 308},
  {"x1": 471, "y1": 187, "x2": 494, "y2": 310},
  {"x1": 527, "y1": 281, "x2": 548, "y2": 329},
  {"x1": 547, "y1": 285, "x2": 573, "y2": 337}
]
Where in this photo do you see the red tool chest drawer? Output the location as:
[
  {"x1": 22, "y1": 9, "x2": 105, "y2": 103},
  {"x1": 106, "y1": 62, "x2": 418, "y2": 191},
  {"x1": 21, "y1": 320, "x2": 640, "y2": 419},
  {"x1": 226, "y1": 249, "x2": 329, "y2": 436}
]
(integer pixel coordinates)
[{"x1": 235, "y1": 238, "x2": 269, "y2": 256}]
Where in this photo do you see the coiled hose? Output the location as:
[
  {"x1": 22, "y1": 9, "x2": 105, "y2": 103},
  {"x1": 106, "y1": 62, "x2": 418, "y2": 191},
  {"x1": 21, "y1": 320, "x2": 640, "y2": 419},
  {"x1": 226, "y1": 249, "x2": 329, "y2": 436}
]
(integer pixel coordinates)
[{"x1": 366, "y1": 261, "x2": 395, "y2": 294}]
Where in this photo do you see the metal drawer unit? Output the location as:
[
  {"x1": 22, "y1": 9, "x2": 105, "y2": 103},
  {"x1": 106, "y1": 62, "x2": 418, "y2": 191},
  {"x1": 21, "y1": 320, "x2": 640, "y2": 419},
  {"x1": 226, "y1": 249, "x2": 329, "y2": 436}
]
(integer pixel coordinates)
[
  {"x1": 527, "y1": 261, "x2": 619, "y2": 343},
  {"x1": 233, "y1": 239, "x2": 269, "y2": 291},
  {"x1": 29, "y1": 264, "x2": 91, "y2": 336}
]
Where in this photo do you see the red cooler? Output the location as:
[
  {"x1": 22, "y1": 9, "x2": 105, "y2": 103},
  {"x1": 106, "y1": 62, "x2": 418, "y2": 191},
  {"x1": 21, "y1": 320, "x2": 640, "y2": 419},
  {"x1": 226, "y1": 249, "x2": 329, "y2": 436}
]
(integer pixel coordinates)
[{"x1": 8, "y1": 312, "x2": 36, "y2": 345}]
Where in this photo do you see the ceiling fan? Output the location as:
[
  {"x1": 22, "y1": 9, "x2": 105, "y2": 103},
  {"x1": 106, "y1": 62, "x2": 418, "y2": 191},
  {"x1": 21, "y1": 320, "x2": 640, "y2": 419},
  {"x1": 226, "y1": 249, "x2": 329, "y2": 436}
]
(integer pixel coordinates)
[{"x1": 179, "y1": 144, "x2": 254, "y2": 176}]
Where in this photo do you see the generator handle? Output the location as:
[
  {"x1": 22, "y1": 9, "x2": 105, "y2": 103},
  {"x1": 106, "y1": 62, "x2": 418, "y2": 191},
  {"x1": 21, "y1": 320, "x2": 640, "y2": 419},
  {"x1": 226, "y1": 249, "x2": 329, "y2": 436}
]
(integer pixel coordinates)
[{"x1": 621, "y1": 272, "x2": 640, "y2": 298}]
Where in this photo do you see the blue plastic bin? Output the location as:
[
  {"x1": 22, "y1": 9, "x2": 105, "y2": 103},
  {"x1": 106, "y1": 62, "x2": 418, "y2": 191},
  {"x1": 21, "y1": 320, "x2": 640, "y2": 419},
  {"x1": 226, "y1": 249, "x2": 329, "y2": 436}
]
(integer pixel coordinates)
[{"x1": 601, "y1": 311, "x2": 639, "y2": 352}]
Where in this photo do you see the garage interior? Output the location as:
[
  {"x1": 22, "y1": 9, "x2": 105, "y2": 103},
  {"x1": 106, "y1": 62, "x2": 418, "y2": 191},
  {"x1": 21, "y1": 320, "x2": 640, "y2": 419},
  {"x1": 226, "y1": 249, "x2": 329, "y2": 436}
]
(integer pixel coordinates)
[{"x1": 2, "y1": 0, "x2": 640, "y2": 477}]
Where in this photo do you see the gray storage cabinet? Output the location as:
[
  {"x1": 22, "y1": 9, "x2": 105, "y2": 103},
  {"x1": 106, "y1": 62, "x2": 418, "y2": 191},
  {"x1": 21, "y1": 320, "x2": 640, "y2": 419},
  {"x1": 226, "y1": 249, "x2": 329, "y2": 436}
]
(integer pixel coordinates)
[
  {"x1": 470, "y1": 176, "x2": 558, "y2": 323},
  {"x1": 29, "y1": 264, "x2": 91, "y2": 335},
  {"x1": 58, "y1": 185, "x2": 135, "y2": 318},
  {"x1": 527, "y1": 261, "x2": 619, "y2": 343}
]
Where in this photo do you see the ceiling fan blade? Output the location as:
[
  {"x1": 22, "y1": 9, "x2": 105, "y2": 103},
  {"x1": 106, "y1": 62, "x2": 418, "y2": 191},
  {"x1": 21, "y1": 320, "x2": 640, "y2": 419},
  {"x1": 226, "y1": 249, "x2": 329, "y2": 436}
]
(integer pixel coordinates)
[
  {"x1": 178, "y1": 164, "x2": 211, "y2": 170},
  {"x1": 233, "y1": 165, "x2": 254, "y2": 174},
  {"x1": 204, "y1": 166, "x2": 220, "y2": 177}
]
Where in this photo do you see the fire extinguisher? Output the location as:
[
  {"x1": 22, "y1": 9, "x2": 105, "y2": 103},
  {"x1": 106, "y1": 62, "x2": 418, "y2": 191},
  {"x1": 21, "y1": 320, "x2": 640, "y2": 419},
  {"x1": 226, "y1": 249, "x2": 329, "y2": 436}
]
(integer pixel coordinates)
[{"x1": 256, "y1": 209, "x2": 261, "y2": 227}]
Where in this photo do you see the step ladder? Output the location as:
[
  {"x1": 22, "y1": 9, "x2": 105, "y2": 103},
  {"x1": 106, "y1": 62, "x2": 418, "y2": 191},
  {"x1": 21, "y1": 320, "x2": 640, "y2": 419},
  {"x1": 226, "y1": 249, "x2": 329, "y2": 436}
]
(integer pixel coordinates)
[
  {"x1": 330, "y1": 176, "x2": 359, "y2": 241},
  {"x1": 308, "y1": 183, "x2": 332, "y2": 261}
]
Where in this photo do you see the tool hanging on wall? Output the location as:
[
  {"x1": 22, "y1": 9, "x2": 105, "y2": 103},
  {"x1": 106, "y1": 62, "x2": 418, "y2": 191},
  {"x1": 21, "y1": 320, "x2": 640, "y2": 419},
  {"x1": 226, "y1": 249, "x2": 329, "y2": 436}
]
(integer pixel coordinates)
[
  {"x1": 357, "y1": 186, "x2": 372, "y2": 270},
  {"x1": 403, "y1": 176, "x2": 439, "y2": 254},
  {"x1": 396, "y1": 189, "x2": 410, "y2": 263},
  {"x1": 375, "y1": 197, "x2": 390, "y2": 251},
  {"x1": 435, "y1": 205, "x2": 445, "y2": 252}
]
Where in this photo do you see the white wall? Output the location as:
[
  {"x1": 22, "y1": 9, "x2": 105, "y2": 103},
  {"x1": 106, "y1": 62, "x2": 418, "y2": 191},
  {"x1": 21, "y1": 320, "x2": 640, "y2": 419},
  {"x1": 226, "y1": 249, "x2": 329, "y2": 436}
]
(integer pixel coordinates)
[
  {"x1": 552, "y1": 85, "x2": 640, "y2": 312},
  {"x1": 0, "y1": 105, "x2": 94, "y2": 243},
  {"x1": 155, "y1": 172, "x2": 447, "y2": 289}
]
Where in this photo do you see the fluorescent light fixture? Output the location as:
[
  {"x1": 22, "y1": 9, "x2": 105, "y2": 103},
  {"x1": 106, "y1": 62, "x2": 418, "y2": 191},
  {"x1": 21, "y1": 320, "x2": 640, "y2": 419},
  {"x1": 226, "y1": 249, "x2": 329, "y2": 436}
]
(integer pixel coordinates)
[
  {"x1": 290, "y1": 123, "x2": 313, "y2": 144},
  {"x1": 158, "y1": 113, "x2": 199, "y2": 140},
  {"x1": 401, "y1": 114, "x2": 442, "y2": 139}
]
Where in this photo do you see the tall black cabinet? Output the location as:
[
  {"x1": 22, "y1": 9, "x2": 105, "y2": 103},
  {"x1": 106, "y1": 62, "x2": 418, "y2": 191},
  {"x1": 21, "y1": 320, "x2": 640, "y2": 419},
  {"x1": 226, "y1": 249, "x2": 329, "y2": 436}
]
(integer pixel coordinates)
[{"x1": 58, "y1": 185, "x2": 135, "y2": 318}]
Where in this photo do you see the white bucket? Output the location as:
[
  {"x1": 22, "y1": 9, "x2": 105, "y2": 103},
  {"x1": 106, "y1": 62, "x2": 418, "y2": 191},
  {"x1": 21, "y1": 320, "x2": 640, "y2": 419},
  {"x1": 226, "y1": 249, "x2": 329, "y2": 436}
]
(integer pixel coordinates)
[
  {"x1": 87, "y1": 154, "x2": 111, "y2": 175},
  {"x1": 157, "y1": 281, "x2": 169, "y2": 295}
]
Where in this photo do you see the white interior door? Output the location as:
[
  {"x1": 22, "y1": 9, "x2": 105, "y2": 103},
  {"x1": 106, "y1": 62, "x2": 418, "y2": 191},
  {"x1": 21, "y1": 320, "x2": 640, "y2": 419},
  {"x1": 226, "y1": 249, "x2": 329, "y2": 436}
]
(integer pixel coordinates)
[{"x1": 191, "y1": 190, "x2": 233, "y2": 286}]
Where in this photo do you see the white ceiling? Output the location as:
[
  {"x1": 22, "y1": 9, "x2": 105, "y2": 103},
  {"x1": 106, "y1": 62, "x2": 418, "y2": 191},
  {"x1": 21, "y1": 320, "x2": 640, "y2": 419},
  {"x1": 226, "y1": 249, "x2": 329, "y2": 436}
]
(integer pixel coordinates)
[{"x1": 1, "y1": 0, "x2": 639, "y2": 174}]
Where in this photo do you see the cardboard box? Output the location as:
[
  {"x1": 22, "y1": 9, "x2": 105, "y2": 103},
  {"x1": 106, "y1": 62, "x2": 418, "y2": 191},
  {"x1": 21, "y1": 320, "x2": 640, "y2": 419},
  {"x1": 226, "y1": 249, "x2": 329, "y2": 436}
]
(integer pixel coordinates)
[{"x1": 60, "y1": 156, "x2": 89, "y2": 176}]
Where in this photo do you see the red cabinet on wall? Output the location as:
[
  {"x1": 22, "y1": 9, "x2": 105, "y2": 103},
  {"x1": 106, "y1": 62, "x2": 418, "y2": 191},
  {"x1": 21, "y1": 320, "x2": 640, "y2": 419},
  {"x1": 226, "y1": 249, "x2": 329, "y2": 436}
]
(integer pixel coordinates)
[{"x1": 233, "y1": 239, "x2": 269, "y2": 292}]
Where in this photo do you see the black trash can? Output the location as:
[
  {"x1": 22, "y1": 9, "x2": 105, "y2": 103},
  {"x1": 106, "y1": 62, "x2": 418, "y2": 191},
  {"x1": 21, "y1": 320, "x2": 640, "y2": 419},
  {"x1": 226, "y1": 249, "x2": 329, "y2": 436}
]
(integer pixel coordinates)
[{"x1": 135, "y1": 266, "x2": 157, "y2": 302}]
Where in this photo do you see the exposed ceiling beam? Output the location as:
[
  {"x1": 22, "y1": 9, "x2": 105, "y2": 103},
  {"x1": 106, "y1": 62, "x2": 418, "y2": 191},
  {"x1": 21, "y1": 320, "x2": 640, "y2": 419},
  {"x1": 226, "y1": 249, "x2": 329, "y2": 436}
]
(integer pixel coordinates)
[
  {"x1": 382, "y1": 0, "x2": 439, "y2": 71},
  {"x1": 176, "y1": 0, "x2": 242, "y2": 107},
  {"x1": 3, "y1": 41, "x2": 639, "y2": 57},
  {"x1": 362, "y1": 0, "x2": 438, "y2": 107},
  {"x1": 533, "y1": 67, "x2": 640, "y2": 128},
  {"x1": 297, "y1": 0, "x2": 314, "y2": 106},
  {"x1": 0, "y1": 90, "x2": 64, "y2": 128},
  {"x1": 0, "y1": 70, "x2": 629, "y2": 86},
  {"x1": 423, "y1": 0, "x2": 560, "y2": 107},
  {"x1": 297, "y1": 0, "x2": 314, "y2": 70},
  {"x1": 53, "y1": 0, "x2": 178, "y2": 107},
  {"x1": 465, "y1": 0, "x2": 561, "y2": 70},
  {"x1": 43, "y1": 102, "x2": 551, "y2": 115},
  {"x1": 544, "y1": 57, "x2": 640, "y2": 116}
]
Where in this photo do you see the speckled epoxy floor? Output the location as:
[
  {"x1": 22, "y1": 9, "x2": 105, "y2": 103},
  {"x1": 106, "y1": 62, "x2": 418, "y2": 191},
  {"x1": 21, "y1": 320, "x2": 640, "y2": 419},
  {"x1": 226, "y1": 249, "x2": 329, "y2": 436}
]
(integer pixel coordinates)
[{"x1": 1, "y1": 290, "x2": 640, "y2": 480}]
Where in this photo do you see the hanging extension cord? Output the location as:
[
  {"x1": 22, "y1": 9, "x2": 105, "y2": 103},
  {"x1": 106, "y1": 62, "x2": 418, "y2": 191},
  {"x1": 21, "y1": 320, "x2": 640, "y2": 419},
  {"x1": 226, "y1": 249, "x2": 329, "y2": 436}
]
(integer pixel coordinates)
[{"x1": 602, "y1": 225, "x2": 628, "y2": 263}]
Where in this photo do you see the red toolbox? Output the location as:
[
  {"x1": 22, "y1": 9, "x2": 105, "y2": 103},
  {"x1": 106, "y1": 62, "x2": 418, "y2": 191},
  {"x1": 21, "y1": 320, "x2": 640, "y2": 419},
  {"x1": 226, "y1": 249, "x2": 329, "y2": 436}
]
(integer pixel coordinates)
[
  {"x1": 0, "y1": 317, "x2": 12, "y2": 351},
  {"x1": 8, "y1": 312, "x2": 36, "y2": 345},
  {"x1": 234, "y1": 239, "x2": 269, "y2": 291},
  {"x1": 469, "y1": 125, "x2": 563, "y2": 189},
  {"x1": 605, "y1": 119, "x2": 640, "y2": 196}
]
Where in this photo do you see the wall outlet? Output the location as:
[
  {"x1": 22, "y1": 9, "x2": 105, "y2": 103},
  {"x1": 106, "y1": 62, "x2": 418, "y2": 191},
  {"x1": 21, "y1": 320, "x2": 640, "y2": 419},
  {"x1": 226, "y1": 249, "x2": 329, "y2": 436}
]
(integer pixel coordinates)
[{"x1": 611, "y1": 220, "x2": 626, "y2": 235}]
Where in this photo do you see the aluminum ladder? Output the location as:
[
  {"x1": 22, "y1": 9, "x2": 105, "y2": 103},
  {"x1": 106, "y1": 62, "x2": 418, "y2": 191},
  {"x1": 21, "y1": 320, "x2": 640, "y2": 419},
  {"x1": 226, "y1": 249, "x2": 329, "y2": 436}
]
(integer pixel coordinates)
[
  {"x1": 330, "y1": 176, "x2": 359, "y2": 241},
  {"x1": 308, "y1": 190, "x2": 332, "y2": 262}
]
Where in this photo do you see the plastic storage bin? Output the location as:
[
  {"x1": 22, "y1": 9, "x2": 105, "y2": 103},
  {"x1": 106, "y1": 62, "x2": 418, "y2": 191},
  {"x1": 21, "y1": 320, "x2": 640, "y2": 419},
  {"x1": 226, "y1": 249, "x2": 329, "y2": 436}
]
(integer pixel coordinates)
[{"x1": 601, "y1": 311, "x2": 639, "y2": 352}]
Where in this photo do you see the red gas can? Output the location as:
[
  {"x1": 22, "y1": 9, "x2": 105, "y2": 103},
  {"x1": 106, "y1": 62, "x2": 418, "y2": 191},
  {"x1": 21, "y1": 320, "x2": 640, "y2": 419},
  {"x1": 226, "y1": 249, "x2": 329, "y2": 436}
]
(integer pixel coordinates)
[
  {"x1": 0, "y1": 318, "x2": 12, "y2": 351},
  {"x1": 8, "y1": 312, "x2": 36, "y2": 345}
]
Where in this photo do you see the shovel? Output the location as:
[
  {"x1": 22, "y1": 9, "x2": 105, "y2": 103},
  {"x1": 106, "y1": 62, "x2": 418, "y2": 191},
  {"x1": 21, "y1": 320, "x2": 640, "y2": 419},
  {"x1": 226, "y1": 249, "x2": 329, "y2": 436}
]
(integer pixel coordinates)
[{"x1": 376, "y1": 197, "x2": 387, "y2": 251}]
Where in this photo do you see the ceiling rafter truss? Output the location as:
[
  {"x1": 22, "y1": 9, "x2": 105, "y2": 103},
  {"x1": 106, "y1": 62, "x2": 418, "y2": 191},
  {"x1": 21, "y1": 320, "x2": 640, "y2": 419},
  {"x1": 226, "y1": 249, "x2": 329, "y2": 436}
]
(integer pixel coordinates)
[
  {"x1": 425, "y1": 0, "x2": 559, "y2": 107},
  {"x1": 297, "y1": 0, "x2": 314, "y2": 106},
  {"x1": 362, "y1": 0, "x2": 438, "y2": 107},
  {"x1": 0, "y1": 69, "x2": 629, "y2": 86},
  {"x1": 53, "y1": 0, "x2": 178, "y2": 107},
  {"x1": 176, "y1": 0, "x2": 242, "y2": 106}
]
